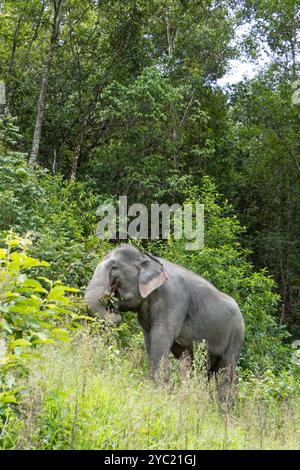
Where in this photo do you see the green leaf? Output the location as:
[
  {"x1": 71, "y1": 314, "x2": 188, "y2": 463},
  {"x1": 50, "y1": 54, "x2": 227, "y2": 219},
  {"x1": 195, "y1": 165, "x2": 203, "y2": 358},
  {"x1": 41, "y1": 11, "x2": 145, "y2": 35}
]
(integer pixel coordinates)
[
  {"x1": 10, "y1": 252, "x2": 50, "y2": 269},
  {"x1": 47, "y1": 285, "x2": 71, "y2": 304},
  {"x1": 11, "y1": 339, "x2": 32, "y2": 348},
  {"x1": 31, "y1": 338, "x2": 55, "y2": 345},
  {"x1": 38, "y1": 276, "x2": 53, "y2": 285},
  {"x1": 1, "y1": 395, "x2": 18, "y2": 404},
  {"x1": 0, "y1": 248, "x2": 7, "y2": 259},
  {"x1": 18, "y1": 278, "x2": 47, "y2": 293}
]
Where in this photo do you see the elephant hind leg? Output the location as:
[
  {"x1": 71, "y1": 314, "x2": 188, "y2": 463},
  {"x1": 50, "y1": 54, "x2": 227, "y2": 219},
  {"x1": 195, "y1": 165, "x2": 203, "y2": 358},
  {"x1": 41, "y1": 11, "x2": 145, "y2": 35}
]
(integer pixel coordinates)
[
  {"x1": 213, "y1": 354, "x2": 234, "y2": 372},
  {"x1": 208, "y1": 353, "x2": 220, "y2": 376},
  {"x1": 171, "y1": 342, "x2": 186, "y2": 359},
  {"x1": 212, "y1": 355, "x2": 236, "y2": 404},
  {"x1": 212, "y1": 327, "x2": 243, "y2": 377}
]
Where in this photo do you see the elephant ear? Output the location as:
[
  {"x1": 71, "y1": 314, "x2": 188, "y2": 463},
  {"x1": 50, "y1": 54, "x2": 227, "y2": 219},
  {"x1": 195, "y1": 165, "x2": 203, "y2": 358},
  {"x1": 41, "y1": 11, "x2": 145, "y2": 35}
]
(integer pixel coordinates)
[{"x1": 138, "y1": 254, "x2": 168, "y2": 298}]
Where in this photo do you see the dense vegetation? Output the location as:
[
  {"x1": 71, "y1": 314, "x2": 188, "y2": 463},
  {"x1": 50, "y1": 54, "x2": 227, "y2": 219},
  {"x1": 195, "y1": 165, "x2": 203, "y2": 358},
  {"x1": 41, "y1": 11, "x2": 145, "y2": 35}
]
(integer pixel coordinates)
[{"x1": 0, "y1": 0, "x2": 299, "y2": 449}]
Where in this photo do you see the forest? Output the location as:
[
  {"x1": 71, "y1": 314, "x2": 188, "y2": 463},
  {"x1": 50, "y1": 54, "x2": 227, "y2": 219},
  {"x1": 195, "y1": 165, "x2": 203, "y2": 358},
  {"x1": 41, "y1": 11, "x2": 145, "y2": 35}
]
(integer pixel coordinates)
[{"x1": 0, "y1": 0, "x2": 299, "y2": 450}]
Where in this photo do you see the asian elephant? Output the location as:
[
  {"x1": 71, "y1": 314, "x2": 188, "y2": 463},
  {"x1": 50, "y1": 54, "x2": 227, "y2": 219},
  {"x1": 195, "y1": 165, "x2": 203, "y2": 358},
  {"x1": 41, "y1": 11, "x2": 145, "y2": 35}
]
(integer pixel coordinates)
[{"x1": 85, "y1": 244, "x2": 245, "y2": 380}]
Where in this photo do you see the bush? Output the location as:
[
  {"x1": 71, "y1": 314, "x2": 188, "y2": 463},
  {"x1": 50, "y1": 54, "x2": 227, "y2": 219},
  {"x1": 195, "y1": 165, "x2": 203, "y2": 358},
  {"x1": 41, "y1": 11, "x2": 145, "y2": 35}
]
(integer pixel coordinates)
[
  {"x1": 0, "y1": 233, "x2": 81, "y2": 419},
  {"x1": 0, "y1": 142, "x2": 110, "y2": 289}
]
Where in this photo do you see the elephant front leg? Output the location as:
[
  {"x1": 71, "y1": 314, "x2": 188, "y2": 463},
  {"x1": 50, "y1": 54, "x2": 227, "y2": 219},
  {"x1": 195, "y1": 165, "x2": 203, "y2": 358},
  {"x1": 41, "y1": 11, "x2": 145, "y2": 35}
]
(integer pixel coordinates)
[
  {"x1": 149, "y1": 325, "x2": 173, "y2": 381},
  {"x1": 142, "y1": 328, "x2": 151, "y2": 360}
]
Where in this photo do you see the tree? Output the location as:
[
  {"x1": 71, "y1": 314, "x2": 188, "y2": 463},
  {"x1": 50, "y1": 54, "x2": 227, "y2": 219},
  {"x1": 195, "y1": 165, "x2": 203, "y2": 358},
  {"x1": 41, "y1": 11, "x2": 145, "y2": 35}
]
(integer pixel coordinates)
[{"x1": 29, "y1": 0, "x2": 65, "y2": 168}]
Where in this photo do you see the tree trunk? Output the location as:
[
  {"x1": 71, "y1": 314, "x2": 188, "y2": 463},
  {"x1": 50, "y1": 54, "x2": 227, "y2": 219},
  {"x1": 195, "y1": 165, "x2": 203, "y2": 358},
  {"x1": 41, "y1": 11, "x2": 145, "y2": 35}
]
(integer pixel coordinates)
[
  {"x1": 24, "y1": 1, "x2": 47, "y2": 65},
  {"x1": 70, "y1": 117, "x2": 87, "y2": 180},
  {"x1": 7, "y1": 14, "x2": 23, "y2": 107},
  {"x1": 8, "y1": 14, "x2": 23, "y2": 78},
  {"x1": 29, "y1": 0, "x2": 65, "y2": 168},
  {"x1": 165, "y1": 16, "x2": 178, "y2": 57},
  {"x1": 52, "y1": 145, "x2": 57, "y2": 174}
]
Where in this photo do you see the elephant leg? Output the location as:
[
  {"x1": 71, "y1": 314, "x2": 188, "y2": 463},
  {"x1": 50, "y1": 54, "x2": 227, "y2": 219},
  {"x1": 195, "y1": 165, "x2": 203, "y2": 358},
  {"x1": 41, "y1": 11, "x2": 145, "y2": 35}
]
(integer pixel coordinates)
[
  {"x1": 142, "y1": 328, "x2": 151, "y2": 360},
  {"x1": 150, "y1": 325, "x2": 174, "y2": 381},
  {"x1": 213, "y1": 356, "x2": 235, "y2": 404},
  {"x1": 171, "y1": 342, "x2": 186, "y2": 359},
  {"x1": 207, "y1": 353, "x2": 220, "y2": 378}
]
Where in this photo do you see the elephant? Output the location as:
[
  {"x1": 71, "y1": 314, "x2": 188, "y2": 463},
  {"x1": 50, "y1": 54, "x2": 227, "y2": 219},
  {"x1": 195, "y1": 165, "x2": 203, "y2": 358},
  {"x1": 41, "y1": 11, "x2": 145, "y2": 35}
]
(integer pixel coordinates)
[{"x1": 85, "y1": 244, "x2": 245, "y2": 383}]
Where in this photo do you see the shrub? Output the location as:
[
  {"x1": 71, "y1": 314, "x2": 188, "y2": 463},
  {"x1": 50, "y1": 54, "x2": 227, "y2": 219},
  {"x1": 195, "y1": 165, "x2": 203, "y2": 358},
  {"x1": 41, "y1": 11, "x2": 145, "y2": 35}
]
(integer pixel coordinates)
[{"x1": 0, "y1": 233, "x2": 81, "y2": 419}]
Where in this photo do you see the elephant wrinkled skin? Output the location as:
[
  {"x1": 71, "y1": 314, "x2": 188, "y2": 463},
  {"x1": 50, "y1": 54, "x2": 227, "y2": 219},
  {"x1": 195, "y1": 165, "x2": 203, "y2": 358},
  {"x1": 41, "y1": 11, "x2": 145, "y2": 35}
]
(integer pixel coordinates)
[{"x1": 85, "y1": 244, "x2": 245, "y2": 379}]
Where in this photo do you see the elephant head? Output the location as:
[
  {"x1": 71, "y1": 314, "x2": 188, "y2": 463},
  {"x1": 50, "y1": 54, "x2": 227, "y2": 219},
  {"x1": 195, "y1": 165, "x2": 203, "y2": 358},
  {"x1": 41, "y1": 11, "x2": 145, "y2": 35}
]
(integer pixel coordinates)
[{"x1": 85, "y1": 244, "x2": 168, "y2": 322}]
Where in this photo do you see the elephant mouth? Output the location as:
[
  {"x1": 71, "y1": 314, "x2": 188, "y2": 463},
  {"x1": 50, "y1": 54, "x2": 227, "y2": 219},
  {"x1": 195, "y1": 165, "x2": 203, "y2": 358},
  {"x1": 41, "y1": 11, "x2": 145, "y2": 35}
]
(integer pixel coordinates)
[
  {"x1": 102, "y1": 293, "x2": 120, "y2": 313},
  {"x1": 110, "y1": 280, "x2": 119, "y2": 295},
  {"x1": 101, "y1": 280, "x2": 121, "y2": 313}
]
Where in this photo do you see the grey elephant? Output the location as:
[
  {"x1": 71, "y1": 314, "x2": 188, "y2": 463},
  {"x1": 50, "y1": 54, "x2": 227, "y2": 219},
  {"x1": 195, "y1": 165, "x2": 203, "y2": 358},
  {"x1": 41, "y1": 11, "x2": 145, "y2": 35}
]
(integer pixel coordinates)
[{"x1": 85, "y1": 244, "x2": 245, "y2": 379}]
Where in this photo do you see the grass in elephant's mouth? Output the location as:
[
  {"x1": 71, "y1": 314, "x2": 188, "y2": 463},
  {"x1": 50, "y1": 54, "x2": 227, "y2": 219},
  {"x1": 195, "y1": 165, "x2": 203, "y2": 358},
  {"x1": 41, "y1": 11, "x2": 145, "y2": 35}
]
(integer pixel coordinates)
[{"x1": 102, "y1": 293, "x2": 120, "y2": 313}]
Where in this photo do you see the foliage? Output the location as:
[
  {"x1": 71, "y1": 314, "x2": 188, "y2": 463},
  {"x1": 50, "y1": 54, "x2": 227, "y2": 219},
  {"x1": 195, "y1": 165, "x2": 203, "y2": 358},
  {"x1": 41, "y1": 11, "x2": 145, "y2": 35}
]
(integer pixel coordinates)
[
  {"x1": 238, "y1": 368, "x2": 299, "y2": 402},
  {"x1": 227, "y1": 74, "x2": 300, "y2": 334},
  {"x1": 0, "y1": 135, "x2": 110, "y2": 288},
  {"x1": 88, "y1": 65, "x2": 215, "y2": 200},
  {"x1": 0, "y1": 233, "x2": 80, "y2": 419}
]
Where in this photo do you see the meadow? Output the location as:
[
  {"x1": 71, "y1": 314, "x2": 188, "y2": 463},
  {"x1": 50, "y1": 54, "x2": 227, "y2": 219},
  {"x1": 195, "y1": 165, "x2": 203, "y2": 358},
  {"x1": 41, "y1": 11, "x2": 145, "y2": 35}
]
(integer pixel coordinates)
[{"x1": 1, "y1": 330, "x2": 299, "y2": 450}]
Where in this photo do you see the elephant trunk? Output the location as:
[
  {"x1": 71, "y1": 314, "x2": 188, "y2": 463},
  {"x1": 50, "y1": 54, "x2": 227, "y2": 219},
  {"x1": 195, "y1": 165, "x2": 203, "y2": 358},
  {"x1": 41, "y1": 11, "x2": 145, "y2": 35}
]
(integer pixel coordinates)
[
  {"x1": 85, "y1": 261, "x2": 122, "y2": 324},
  {"x1": 84, "y1": 289, "x2": 108, "y2": 315}
]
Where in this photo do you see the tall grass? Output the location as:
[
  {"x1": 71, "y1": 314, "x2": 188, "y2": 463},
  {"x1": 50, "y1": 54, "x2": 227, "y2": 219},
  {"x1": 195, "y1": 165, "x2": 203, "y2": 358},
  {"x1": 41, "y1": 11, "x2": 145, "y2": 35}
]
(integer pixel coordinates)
[{"x1": 1, "y1": 332, "x2": 299, "y2": 450}]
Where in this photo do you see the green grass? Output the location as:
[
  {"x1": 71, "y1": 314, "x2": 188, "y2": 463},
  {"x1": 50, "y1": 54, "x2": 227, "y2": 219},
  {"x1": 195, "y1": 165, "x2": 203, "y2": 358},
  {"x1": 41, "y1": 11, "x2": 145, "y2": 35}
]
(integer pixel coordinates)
[{"x1": 1, "y1": 332, "x2": 299, "y2": 450}]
